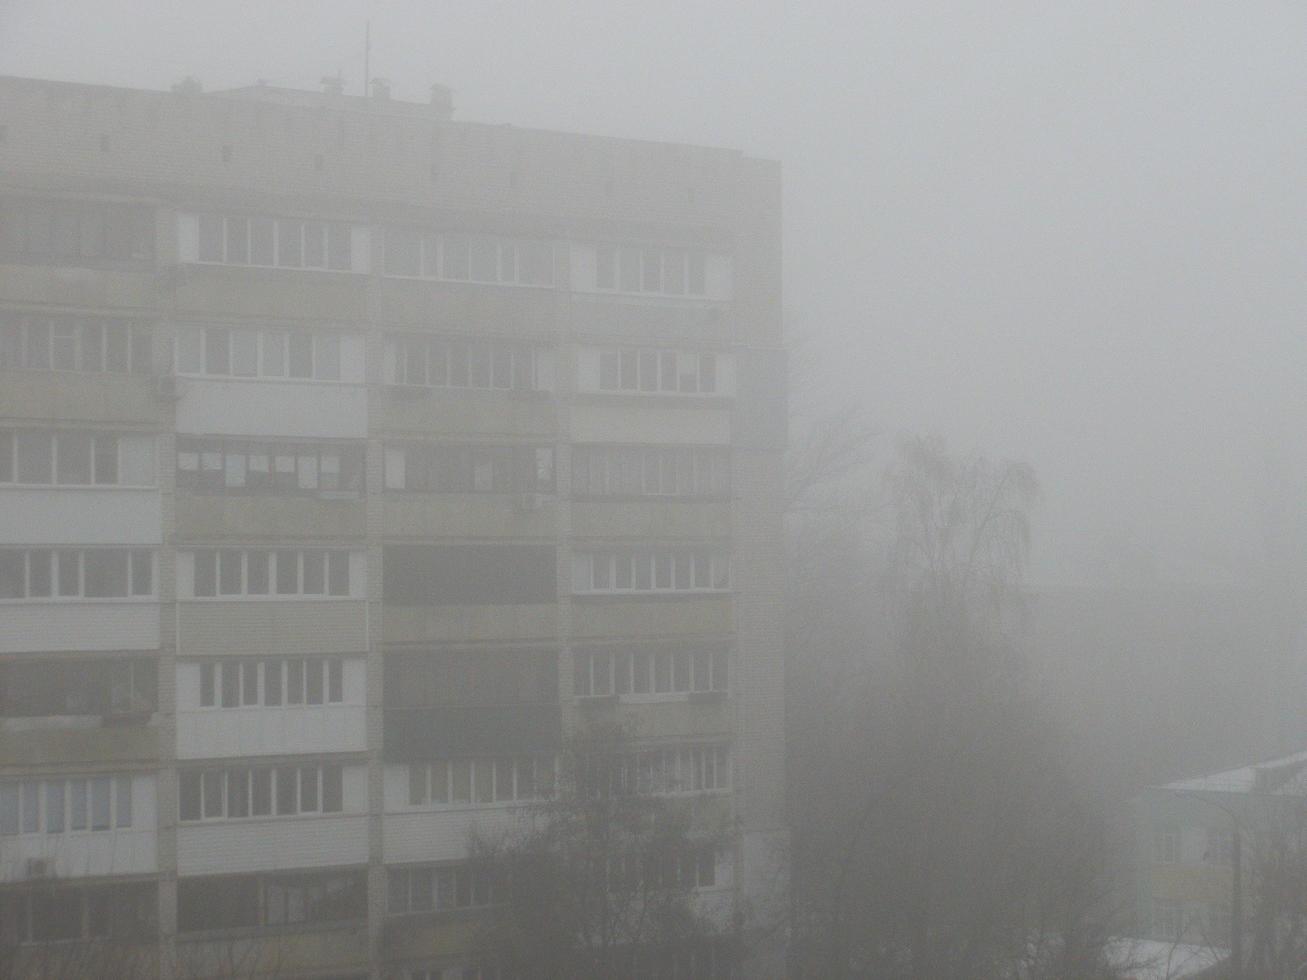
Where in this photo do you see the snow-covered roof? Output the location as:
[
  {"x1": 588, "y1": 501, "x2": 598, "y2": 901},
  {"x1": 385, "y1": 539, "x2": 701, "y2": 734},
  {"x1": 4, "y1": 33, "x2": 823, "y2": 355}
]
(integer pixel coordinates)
[
  {"x1": 1104, "y1": 938, "x2": 1224, "y2": 980},
  {"x1": 1163, "y1": 746, "x2": 1307, "y2": 796}
]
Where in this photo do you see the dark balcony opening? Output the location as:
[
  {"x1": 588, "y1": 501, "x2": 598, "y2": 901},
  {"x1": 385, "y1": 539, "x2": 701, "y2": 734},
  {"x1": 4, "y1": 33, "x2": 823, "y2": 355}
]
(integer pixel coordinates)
[{"x1": 0, "y1": 657, "x2": 157, "y2": 721}]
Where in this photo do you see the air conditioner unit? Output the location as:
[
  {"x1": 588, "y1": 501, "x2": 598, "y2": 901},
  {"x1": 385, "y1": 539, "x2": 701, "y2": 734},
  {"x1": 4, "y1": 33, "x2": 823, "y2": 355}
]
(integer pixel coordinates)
[
  {"x1": 515, "y1": 492, "x2": 545, "y2": 513},
  {"x1": 153, "y1": 374, "x2": 182, "y2": 400},
  {"x1": 25, "y1": 858, "x2": 52, "y2": 879}
]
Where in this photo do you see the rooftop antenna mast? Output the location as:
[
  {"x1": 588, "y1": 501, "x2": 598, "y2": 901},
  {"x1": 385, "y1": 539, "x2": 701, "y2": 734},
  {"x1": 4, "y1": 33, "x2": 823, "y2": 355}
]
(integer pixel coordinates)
[{"x1": 363, "y1": 20, "x2": 370, "y2": 97}]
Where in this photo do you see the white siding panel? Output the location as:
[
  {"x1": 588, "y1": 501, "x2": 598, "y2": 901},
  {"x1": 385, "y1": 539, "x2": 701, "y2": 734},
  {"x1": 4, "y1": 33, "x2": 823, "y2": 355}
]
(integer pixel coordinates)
[
  {"x1": 0, "y1": 490, "x2": 162, "y2": 546},
  {"x1": 0, "y1": 603, "x2": 160, "y2": 654},
  {"x1": 177, "y1": 814, "x2": 368, "y2": 875},
  {"x1": 175, "y1": 380, "x2": 368, "y2": 439},
  {"x1": 176, "y1": 704, "x2": 367, "y2": 759},
  {"x1": 382, "y1": 806, "x2": 524, "y2": 865}
]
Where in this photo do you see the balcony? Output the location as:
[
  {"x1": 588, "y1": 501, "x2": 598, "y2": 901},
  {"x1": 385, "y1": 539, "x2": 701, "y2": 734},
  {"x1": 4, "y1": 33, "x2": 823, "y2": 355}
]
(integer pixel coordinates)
[
  {"x1": 377, "y1": 386, "x2": 556, "y2": 439},
  {"x1": 383, "y1": 602, "x2": 558, "y2": 646},
  {"x1": 571, "y1": 595, "x2": 732, "y2": 640},
  {"x1": 176, "y1": 377, "x2": 368, "y2": 440},
  {"x1": 172, "y1": 261, "x2": 371, "y2": 322},
  {"x1": 177, "y1": 813, "x2": 369, "y2": 875},
  {"x1": 382, "y1": 492, "x2": 557, "y2": 540},
  {"x1": 177, "y1": 703, "x2": 366, "y2": 759},
  {"x1": 570, "y1": 693, "x2": 732, "y2": 740},
  {"x1": 175, "y1": 494, "x2": 365, "y2": 542},
  {"x1": 177, "y1": 601, "x2": 367, "y2": 656},
  {"x1": 176, "y1": 925, "x2": 369, "y2": 980},
  {"x1": 0, "y1": 488, "x2": 162, "y2": 546},
  {"x1": 0, "y1": 719, "x2": 159, "y2": 767},
  {"x1": 375, "y1": 274, "x2": 560, "y2": 330},
  {"x1": 383, "y1": 703, "x2": 562, "y2": 761},
  {"x1": 0, "y1": 369, "x2": 164, "y2": 425},
  {"x1": 0, "y1": 260, "x2": 159, "y2": 310},
  {"x1": 570, "y1": 402, "x2": 731, "y2": 446},
  {"x1": 570, "y1": 498, "x2": 731, "y2": 541},
  {"x1": 0, "y1": 601, "x2": 161, "y2": 655}
]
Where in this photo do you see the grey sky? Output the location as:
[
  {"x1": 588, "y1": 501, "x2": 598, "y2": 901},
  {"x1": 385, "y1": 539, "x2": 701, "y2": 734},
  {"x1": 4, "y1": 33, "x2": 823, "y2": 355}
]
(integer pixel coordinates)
[{"x1": 3, "y1": 0, "x2": 1304, "y2": 587}]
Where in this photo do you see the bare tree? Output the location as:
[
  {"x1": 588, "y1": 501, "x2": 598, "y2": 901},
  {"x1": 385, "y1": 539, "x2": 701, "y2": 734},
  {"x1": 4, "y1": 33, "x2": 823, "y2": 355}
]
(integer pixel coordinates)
[
  {"x1": 789, "y1": 435, "x2": 1123, "y2": 979},
  {"x1": 468, "y1": 721, "x2": 738, "y2": 979}
]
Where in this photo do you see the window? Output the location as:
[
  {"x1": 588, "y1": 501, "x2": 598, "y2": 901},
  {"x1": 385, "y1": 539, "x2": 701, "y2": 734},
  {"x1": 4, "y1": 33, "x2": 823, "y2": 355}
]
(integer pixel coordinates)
[
  {"x1": 0, "y1": 657, "x2": 157, "y2": 718},
  {"x1": 386, "y1": 863, "x2": 503, "y2": 914},
  {"x1": 1154, "y1": 827, "x2": 1181, "y2": 865},
  {"x1": 4, "y1": 883, "x2": 156, "y2": 943},
  {"x1": 580, "y1": 744, "x2": 729, "y2": 797},
  {"x1": 1206, "y1": 829, "x2": 1234, "y2": 866},
  {"x1": 1152, "y1": 900, "x2": 1183, "y2": 941},
  {"x1": 384, "y1": 443, "x2": 555, "y2": 494},
  {"x1": 177, "y1": 437, "x2": 362, "y2": 497},
  {"x1": 177, "y1": 872, "x2": 364, "y2": 932},
  {"x1": 0, "y1": 549, "x2": 153, "y2": 600},
  {"x1": 405, "y1": 756, "x2": 554, "y2": 807},
  {"x1": 0, "y1": 430, "x2": 154, "y2": 487},
  {"x1": 0, "y1": 197, "x2": 153, "y2": 262},
  {"x1": 0, "y1": 776, "x2": 134, "y2": 836},
  {"x1": 588, "y1": 244, "x2": 709, "y2": 296},
  {"x1": 179, "y1": 763, "x2": 345, "y2": 821},
  {"x1": 384, "y1": 227, "x2": 553, "y2": 286},
  {"x1": 573, "y1": 549, "x2": 729, "y2": 594},
  {"x1": 189, "y1": 213, "x2": 356, "y2": 271},
  {"x1": 592, "y1": 347, "x2": 720, "y2": 395},
  {"x1": 575, "y1": 647, "x2": 728, "y2": 698},
  {"x1": 175, "y1": 326, "x2": 354, "y2": 381},
  {"x1": 195, "y1": 658, "x2": 335, "y2": 709},
  {"x1": 189, "y1": 549, "x2": 353, "y2": 599},
  {"x1": 571, "y1": 445, "x2": 729, "y2": 498},
  {"x1": 385, "y1": 334, "x2": 551, "y2": 391}
]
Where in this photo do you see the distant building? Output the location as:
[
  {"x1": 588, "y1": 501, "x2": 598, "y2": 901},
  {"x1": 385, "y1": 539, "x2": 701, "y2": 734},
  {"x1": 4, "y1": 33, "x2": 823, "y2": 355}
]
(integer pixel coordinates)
[
  {"x1": 1133, "y1": 750, "x2": 1307, "y2": 962},
  {"x1": 0, "y1": 74, "x2": 786, "y2": 978}
]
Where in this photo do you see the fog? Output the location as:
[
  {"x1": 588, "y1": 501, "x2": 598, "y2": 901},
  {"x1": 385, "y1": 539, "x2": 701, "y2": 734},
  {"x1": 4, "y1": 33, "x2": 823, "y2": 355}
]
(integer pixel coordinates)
[
  {"x1": 3, "y1": 2, "x2": 1306, "y2": 975},
  {"x1": 5, "y1": 1, "x2": 1306, "y2": 588}
]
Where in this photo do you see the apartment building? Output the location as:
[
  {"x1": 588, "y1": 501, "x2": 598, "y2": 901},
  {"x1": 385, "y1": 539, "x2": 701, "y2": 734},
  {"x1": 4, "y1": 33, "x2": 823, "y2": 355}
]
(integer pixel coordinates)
[
  {"x1": 1133, "y1": 750, "x2": 1307, "y2": 960},
  {"x1": 0, "y1": 75, "x2": 786, "y2": 978}
]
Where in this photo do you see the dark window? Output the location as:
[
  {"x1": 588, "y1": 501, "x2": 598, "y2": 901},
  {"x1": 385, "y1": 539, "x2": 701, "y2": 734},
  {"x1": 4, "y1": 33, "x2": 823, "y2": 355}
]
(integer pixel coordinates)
[
  {"x1": 385, "y1": 649, "x2": 557, "y2": 709},
  {"x1": 322, "y1": 766, "x2": 343, "y2": 812},
  {"x1": 178, "y1": 876, "x2": 259, "y2": 932}
]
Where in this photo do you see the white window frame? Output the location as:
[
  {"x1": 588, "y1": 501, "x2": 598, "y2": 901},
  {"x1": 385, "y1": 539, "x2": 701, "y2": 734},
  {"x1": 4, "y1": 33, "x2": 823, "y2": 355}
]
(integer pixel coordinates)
[
  {"x1": 187, "y1": 548, "x2": 354, "y2": 600},
  {"x1": 174, "y1": 326, "x2": 353, "y2": 383},
  {"x1": 382, "y1": 227, "x2": 555, "y2": 288}
]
